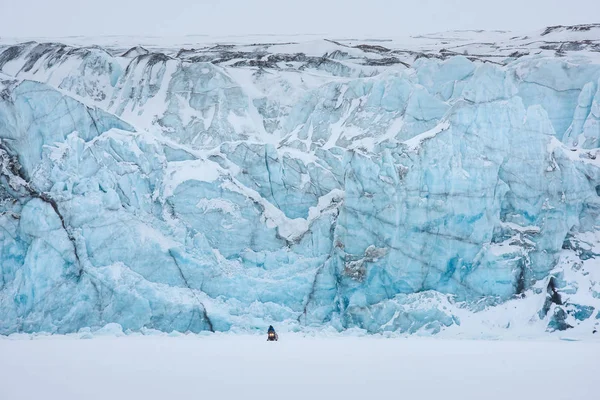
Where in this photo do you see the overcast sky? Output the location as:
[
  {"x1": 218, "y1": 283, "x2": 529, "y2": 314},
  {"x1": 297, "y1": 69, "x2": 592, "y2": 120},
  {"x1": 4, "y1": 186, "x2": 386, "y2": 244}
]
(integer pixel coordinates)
[{"x1": 1, "y1": 0, "x2": 599, "y2": 37}]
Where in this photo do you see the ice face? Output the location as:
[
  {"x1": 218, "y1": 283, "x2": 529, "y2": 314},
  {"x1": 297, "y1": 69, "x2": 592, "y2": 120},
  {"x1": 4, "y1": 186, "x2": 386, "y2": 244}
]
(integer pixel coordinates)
[{"x1": 1, "y1": 31, "x2": 600, "y2": 335}]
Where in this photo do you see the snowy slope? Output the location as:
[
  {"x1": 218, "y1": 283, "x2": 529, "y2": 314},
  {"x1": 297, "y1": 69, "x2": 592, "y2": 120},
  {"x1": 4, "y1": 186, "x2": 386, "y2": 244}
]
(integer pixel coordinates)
[{"x1": 1, "y1": 24, "x2": 600, "y2": 336}]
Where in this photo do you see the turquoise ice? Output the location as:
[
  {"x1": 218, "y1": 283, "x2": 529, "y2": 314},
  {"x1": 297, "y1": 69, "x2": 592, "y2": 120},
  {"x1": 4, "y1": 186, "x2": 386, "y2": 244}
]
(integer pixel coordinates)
[{"x1": 1, "y1": 36, "x2": 600, "y2": 335}]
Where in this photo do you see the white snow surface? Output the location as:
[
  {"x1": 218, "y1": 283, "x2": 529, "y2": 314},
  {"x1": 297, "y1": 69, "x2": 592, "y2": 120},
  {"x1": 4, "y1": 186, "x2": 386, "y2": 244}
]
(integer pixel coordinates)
[{"x1": 1, "y1": 334, "x2": 598, "y2": 400}]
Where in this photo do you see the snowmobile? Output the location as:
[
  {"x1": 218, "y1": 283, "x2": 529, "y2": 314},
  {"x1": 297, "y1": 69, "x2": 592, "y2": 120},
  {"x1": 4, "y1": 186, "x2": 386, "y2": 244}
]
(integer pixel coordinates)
[{"x1": 267, "y1": 325, "x2": 278, "y2": 341}]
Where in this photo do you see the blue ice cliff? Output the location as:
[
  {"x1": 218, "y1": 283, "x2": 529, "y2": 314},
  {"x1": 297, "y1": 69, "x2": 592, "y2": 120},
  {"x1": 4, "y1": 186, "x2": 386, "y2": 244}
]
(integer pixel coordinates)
[{"x1": 1, "y1": 25, "x2": 600, "y2": 335}]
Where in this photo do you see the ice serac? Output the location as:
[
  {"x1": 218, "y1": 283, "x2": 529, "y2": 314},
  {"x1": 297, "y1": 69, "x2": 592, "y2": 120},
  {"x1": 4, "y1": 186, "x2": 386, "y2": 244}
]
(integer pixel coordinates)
[{"x1": 1, "y1": 26, "x2": 600, "y2": 336}]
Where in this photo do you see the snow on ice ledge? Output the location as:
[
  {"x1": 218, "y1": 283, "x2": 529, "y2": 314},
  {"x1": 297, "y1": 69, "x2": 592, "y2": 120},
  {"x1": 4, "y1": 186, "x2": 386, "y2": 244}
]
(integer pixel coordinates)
[{"x1": 1, "y1": 30, "x2": 600, "y2": 336}]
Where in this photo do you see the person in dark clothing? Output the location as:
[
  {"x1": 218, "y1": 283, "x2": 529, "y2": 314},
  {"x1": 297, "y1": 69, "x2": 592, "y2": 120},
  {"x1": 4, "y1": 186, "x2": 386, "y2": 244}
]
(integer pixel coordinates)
[{"x1": 267, "y1": 325, "x2": 278, "y2": 341}]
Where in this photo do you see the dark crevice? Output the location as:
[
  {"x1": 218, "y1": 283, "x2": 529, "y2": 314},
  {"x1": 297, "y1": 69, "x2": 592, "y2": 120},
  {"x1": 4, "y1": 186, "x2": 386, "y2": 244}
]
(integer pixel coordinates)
[
  {"x1": 0, "y1": 141, "x2": 82, "y2": 278},
  {"x1": 540, "y1": 276, "x2": 563, "y2": 318},
  {"x1": 32, "y1": 192, "x2": 81, "y2": 267},
  {"x1": 168, "y1": 249, "x2": 214, "y2": 332},
  {"x1": 85, "y1": 107, "x2": 102, "y2": 137},
  {"x1": 264, "y1": 147, "x2": 281, "y2": 210},
  {"x1": 515, "y1": 258, "x2": 527, "y2": 295},
  {"x1": 89, "y1": 280, "x2": 103, "y2": 314},
  {"x1": 547, "y1": 277, "x2": 563, "y2": 306},
  {"x1": 298, "y1": 207, "x2": 340, "y2": 324}
]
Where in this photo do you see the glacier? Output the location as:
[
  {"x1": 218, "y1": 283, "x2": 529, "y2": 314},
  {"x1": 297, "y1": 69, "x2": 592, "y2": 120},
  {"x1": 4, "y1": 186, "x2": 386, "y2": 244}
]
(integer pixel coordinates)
[{"x1": 1, "y1": 25, "x2": 600, "y2": 336}]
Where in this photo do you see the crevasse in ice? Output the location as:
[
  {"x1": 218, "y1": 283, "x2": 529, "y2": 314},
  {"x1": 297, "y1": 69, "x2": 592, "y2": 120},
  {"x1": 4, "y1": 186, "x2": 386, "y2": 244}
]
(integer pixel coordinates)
[{"x1": 0, "y1": 33, "x2": 600, "y2": 335}]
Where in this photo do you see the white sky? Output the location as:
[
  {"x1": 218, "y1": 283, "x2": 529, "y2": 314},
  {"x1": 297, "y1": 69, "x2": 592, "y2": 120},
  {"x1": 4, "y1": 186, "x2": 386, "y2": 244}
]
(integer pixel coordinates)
[{"x1": 0, "y1": 0, "x2": 599, "y2": 37}]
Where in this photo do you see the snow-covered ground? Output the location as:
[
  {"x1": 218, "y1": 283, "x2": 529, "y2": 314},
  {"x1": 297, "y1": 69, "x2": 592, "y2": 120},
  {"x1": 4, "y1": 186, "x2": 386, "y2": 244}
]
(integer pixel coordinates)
[{"x1": 1, "y1": 335, "x2": 598, "y2": 400}]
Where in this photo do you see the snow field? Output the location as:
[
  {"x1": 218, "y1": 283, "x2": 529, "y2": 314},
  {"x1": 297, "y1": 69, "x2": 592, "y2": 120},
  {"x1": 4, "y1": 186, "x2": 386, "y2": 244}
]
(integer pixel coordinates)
[{"x1": 1, "y1": 335, "x2": 598, "y2": 400}]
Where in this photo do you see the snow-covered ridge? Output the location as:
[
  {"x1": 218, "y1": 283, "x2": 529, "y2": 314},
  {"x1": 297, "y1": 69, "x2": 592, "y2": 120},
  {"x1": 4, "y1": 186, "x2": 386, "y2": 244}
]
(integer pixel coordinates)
[
  {"x1": 0, "y1": 24, "x2": 600, "y2": 336},
  {"x1": 2, "y1": 23, "x2": 600, "y2": 66}
]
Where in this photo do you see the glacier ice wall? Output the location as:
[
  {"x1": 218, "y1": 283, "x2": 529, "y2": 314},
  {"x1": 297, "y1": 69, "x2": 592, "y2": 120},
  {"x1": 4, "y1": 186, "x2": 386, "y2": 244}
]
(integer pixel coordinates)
[{"x1": 1, "y1": 31, "x2": 600, "y2": 335}]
